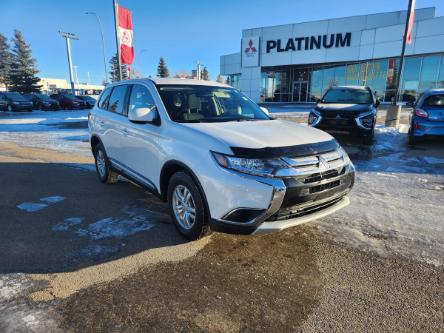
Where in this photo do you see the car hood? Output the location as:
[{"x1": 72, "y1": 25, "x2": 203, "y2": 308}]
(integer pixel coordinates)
[
  {"x1": 316, "y1": 103, "x2": 371, "y2": 112},
  {"x1": 183, "y1": 119, "x2": 333, "y2": 149}
]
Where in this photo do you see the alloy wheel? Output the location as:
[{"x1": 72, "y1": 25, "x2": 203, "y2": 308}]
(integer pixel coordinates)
[
  {"x1": 172, "y1": 184, "x2": 196, "y2": 230},
  {"x1": 96, "y1": 149, "x2": 106, "y2": 177}
]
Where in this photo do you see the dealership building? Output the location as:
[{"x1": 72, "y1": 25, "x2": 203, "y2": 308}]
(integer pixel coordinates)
[{"x1": 220, "y1": 7, "x2": 444, "y2": 103}]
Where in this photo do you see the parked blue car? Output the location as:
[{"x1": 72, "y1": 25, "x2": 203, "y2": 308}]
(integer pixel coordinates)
[{"x1": 409, "y1": 89, "x2": 444, "y2": 145}]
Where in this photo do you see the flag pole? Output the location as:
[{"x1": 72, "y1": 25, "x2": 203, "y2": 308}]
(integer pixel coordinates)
[
  {"x1": 394, "y1": 0, "x2": 415, "y2": 104},
  {"x1": 113, "y1": 0, "x2": 122, "y2": 81}
]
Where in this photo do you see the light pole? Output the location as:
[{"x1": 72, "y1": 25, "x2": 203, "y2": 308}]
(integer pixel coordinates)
[
  {"x1": 59, "y1": 31, "x2": 78, "y2": 95},
  {"x1": 73, "y1": 65, "x2": 79, "y2": 85},
  {"x1": 85, "y1": 11, "x2": 108, "y2": 84}
]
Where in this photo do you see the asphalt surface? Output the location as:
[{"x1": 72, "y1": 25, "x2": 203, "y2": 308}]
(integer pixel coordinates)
[{"x1": 0, "y1": 111, "x2": 443, "y2": 332}]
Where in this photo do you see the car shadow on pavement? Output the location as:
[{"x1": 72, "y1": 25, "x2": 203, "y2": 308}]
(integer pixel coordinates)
[{"x1": 0, "y1": 161, "x2": 185, "y2": 274}]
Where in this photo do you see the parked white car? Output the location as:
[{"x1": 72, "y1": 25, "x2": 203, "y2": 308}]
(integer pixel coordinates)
[{"x1": 89, "y1": 79, "x2": 355, "y2": 239}]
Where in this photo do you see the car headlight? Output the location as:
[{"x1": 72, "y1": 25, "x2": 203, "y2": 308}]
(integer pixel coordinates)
[
  {"x1": 211, "y1": 151, "x2": 288, "y2": 177},
  {"x1": 355, "y1": 111, "x2": 375, "y2": 129},
  {"x1": 308, "y1": 109, "x2": 322, "y2": 126}
]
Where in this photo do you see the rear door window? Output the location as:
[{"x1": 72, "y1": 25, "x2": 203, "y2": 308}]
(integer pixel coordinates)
[
  {"x1": 98, "y1": 88, "x2": 112, "y2": 110},
  {"x1": 107, "y1": 85, "x2": 129, "y2": 115}
]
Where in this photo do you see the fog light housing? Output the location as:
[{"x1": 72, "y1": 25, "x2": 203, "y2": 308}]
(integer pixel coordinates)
[{"x1": 223, "y1": 209, "x2": 266, "y2": 223}]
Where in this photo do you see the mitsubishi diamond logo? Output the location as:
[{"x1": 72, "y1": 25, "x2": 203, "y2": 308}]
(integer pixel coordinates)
[
  {"x1": 244, "y1": 39, "x2": 257, "y2": 57},
  {"x1": 318, "y1": 156, "x2": 330, "y2": 170}
]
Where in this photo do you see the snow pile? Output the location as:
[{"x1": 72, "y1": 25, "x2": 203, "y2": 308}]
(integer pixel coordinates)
[
  {"x1": 316, "y1": 171, "x2": 444, "y2": 267},
  {"x1": 0, "y1": 110, "x2": 90, "y2": 156},
  {"x1": 319, "y1": 124, "x2": 444, "y2": 267}
]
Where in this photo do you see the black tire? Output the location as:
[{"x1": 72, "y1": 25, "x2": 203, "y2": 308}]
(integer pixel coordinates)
[
  {"x1": 93, "y1": 143, "x2": 118, "y2": 184},
  {"x1": 408, "y1": 130, "x2": 416, "y2": 146},
  {"x1": 167, "y1": 171, "x2": 211, "y2": 240},
  {"x1": 363, "y1": 132, "x2": 374, "y2": 145}
]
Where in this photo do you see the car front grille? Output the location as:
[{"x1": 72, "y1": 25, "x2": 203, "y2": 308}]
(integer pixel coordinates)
[
  {"x1": 267, "y1": 196, "x2": 345, "y2": 222},
  {"x1": 274, "y1": 148, "x2": 354, "y2": 213}
]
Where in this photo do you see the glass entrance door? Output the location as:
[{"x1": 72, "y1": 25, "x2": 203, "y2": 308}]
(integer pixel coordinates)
[{"x1": 292, "y1": 81, "x2": 309, "y2": 102}]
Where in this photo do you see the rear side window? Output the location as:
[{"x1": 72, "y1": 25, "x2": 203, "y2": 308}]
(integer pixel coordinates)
[
  {"x1": 424, "y1": 94, "x2": 444, "y2": 107},
  {"x1": 108, "y1": 85, "x2": 128, "y2": 115},
  {"x1": 98, "y1": 88, "x2": 112, "y2": 110},
  {"x1": 128, "y1": 85, "x2": 156, "y2": 115}
]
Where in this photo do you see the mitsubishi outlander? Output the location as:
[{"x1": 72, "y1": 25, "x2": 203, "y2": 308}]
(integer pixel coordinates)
[{"x1": 89, "y1": 79, "x2": 355, "y2": 240}]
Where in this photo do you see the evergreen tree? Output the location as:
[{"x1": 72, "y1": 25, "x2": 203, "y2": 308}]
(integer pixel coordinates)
[
  {"x1": 109, "y1": 54, "x2": 129, "y2": 82},
  {"x1": 0, "y1": 34, "x2": 11, "y2": 89},
  {"x1": 201, "y1": 67, "x2": 209, "y2": 80},
  {"x1": 8, "y1": 30, "x2": 41, "y2": 93},
  {"x1": 157, "y1": 57, "x2": 169, "y2": 78}
]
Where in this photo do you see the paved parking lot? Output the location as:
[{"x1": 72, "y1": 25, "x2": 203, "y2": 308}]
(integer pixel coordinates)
[{"x1": 0, "y1": 110, "x2": 443, "y2": 332}]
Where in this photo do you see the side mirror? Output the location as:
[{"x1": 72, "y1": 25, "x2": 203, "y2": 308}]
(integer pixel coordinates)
[
  {"x1": 128, "y1": 105, "x2": 157, "y2": 124},
  {"x1": 260, "y1": 106, "x2": 269, "y2": 115}
]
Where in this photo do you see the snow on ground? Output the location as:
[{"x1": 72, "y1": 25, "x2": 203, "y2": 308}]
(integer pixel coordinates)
[
  {"x1": 0, "y1": 274, "x2": 58, "y2": 332},
  {"x1": 316, "y1": 124, "x2": 444, "y2": 267},
  {"x1": 0, "y1": 110, "x2": 90, "y2": 157}
]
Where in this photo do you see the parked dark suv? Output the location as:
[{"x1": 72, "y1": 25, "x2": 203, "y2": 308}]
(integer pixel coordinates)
[
  {"x1": 23, "y1": 93, "x2": 60, "y2": 111},
  {"x1": 308, "y1": 86, "x2": 379, "y2": 145},
  {"x1": 50, "y1": 93, "x2": 85, "y2": 110},
  {"x1": 0, "y1": 92, "x2": 34, "y2": 112}
]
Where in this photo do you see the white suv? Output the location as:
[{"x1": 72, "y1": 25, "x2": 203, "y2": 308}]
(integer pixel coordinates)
[{"x1": 89, "y1": 79, "x2": 354, "y2": 239}]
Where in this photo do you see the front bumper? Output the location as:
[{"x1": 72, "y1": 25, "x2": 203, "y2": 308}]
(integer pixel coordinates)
[
  {"x1": 253, "y1": 196, "x2": 349, "y2": 234},
  {"x1": 210, "y1": 162, "x2": 355, "y2": 234},
  {"x1": 10, "y1": 103, "x2": 33, "y2": 111}
]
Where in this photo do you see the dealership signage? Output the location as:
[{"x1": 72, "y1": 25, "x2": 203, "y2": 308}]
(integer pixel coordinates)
[
  {"x1": 241, "y1": 36, "x2": 260, "y2": 67},
  {"x1": 266, "y1": 32, "x2": 352, "y2": 53}
]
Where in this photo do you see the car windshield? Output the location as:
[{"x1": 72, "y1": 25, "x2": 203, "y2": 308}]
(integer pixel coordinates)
[
  {"x1": 424, "y1": 94, "x2": 444, "y2": 107},
  {"x1": 4, "y1": 92, "x2": 27, "y2": 101},
  {"x1": 322, "y1": 88, "x2": 372, "y2": 105},
  {"x1": 157, "y1": 85, "x2": 270, "y2": 123}
]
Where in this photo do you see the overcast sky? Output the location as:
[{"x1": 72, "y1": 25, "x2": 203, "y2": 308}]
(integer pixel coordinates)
[{"x1": 0, "y1": 0, "x2": 443, "y2": 84}]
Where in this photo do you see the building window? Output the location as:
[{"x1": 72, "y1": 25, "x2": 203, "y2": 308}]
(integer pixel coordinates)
[
  {"x1": 438, "y1": 56, "x2": 444, "y2": 88},
  {"x1": 419, "y1": 55, "x2": 440, "y2": 92},
  {"x1": 227, "y1": 74, "x2": 241, "y2": 90},
  {"x1": 310, "y1": 69, "x2": 323, "y2": 101},
  {"x1": 260, "y1": 53, "x2": 444, "y2": 103},
  {"x1": 366, "y1": 59, "x2": 388, "y2": 99},
  {"x1": 401, "y1": 57, "x2": 422, "y2": 102}
]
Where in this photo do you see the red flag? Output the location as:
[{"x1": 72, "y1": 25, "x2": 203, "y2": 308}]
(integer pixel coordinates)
[
  {"x1": 406, "y1": 0, "x2": 416, "y2": 44},
  {"x1": 117, "y1": 5, "x2": 134, "y2": 65}
]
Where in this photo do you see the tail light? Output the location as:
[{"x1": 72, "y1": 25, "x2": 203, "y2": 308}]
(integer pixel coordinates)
[{"x1": 415, "y1": 108, "x2": 428, "y2": 118}]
